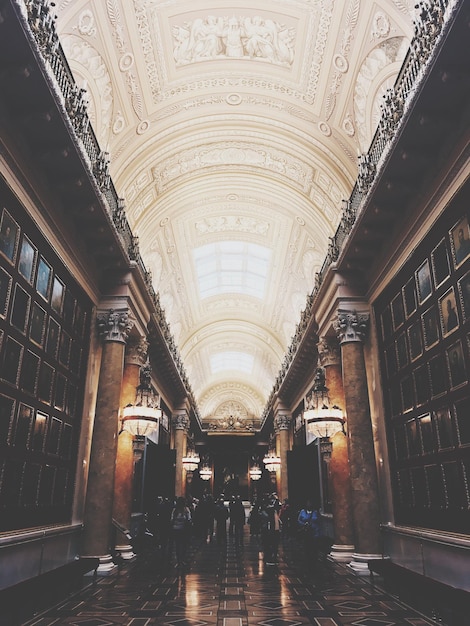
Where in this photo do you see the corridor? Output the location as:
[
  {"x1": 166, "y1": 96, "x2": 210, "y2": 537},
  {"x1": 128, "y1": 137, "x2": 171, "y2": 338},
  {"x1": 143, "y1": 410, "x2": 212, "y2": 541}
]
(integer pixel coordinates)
[{"x1": 20, "y1": 528, "x2": 437, "y2": 626}]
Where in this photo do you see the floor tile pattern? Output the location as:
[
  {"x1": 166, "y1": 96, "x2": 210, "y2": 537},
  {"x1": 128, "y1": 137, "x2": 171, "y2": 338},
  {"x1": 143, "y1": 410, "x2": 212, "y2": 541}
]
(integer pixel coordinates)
[{"x1": 21, "y1": 529, "x2": 438, "y2": 626}]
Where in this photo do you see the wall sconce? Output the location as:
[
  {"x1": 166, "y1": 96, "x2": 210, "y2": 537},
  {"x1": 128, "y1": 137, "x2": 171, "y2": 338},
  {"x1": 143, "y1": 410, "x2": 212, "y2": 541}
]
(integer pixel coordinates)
[
  {"x1": 121, "y1": 363, "x2": 162, "y2": 437},
  {"x1": 263, "y1": 450, "x2": 281, "y2": 473}
]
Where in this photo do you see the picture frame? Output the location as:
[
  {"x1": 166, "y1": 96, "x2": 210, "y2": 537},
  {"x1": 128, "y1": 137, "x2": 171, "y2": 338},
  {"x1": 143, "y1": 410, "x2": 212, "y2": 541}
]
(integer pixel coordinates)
[
  {"x1": 416, "y1": 259, "x2": 432, "y2": 303},
  {"x1": 393, "y1": 423, "x2": 407, "y2": 460},
  {"x1": 54, "y1": 373, "x2": 66, "y2": 410},
  {"x1": 413, "y1": 364, "x2": 430, "y2": 406},
  {"x1": 422, "y1": 306, "x2": 440, "y2": 348},
  {"x1": 380, "y1": 305, "x2": 393, "y2": 341},
  {"x1": 433, "y1": 407, "x2": 454, "y2": 449},
  {"x1": 20, "y1": 463, "x2": 40, "y2": 507},
  {"x1": 425, "y1": 464, "x2": 446, "y2": 510},
  {"x1": 63, "y1": 289, "x2": 76, "y2": 327},
  {"x1": 403, "y1": 277, "x2": 417, "y2": 317},
  {"x1": 37, "y1": 362, "x2": 54, "y2": 403},
  {"x1": 409, "y1": 428, "x2": 421, "y2": 460},
  {"x1": 47, "y1": 417, "x2": 61, "y2": 455},
  {"x1": 0, "y1": 393, "x2": 15, "y2": 444},
  {"x1": 29, "y1": 303, "x2": 46, "y2": 347},
  {"x1": 446, "y1": 340, "x2": 467, "y2": 389},
  {"x1": 0, "y1": 209, "x2": 19, "y2": 263},
  {"x1": 51, "y1": 276, "x2": 64, "y2": 314},
  {"x1": 60, "y1": 423, "x2": 73, "y2": 459},
  {"x1": 454, "y1": 397, "x2": 470, "y2": 445},
  {"x1": 13, "y1": 402, "x2": 34, "y2": 447},
  {"x1": 457, "y1": 270, "x2": 470, "y2": 322},
  {"x1": 439, "y1": 287, "x2": 459, "y2": 337},
  {"x1": 18, "y1": 235, "x2": 36, "y2": 283},
  {"x1": 20, "y1": 350, "x2": 40, "y2": 395},
  {"x1": 431, "y1": 238, "x2": 450, "y2": 287},
  {"x1": 396, "y1": 332, "x2": 408, "y2": 369},
  {"x1": 391, "y1": 292, "x2": 405, "y2": 329},
  {"x1": 407, "y1": 321, "x2": 423, "y2": 361},
  {"x1": 46, "y1": 318, "x2": 60, "y2": 358},
  {"x1": 10, "y1": 284, "x2": 30, "y2": 334},
  {"x1": 450, "y1": 215, "x2": 470, "y2": 268},
  {"x1": 31, "y1": 411, "x2": 48, "y2": 452},
  {"x1": 429, "y1": 353, "x2": 447, "y2": 397},
  {"x1": 401, "y1": 376, "x2": 414, "y2": 412},
  {"x1": 36, "y1": 256, "x2": 51, "y2": 300},
  {"x1": 38, "y1": 465, "x2": 55, "y2": 505},
  {"x1": 418, "y1": 413, "x2": 434, "y2": 454},
  {"x1": 0, "y1": 267, "x2": 12, "y2": 318},
  {"x1": 2, "y1": 336, "x2": 23, "y2": 386},
  {"x1": 59, "y1": 331, "x2": 71, "y2": 366}
]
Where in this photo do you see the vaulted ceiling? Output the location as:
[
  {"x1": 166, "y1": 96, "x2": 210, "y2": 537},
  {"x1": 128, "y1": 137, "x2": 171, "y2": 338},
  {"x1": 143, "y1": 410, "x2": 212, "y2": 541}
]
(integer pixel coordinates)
[{"x1": 54, "y1": 0, "x2": 414, "y2": 429}]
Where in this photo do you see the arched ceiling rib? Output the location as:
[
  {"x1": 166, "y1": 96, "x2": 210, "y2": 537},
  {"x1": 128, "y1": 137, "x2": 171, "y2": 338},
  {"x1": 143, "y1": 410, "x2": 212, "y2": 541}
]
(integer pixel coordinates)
[{"x1": 55, "y1": 0, "x2": 414, "y2": 429}]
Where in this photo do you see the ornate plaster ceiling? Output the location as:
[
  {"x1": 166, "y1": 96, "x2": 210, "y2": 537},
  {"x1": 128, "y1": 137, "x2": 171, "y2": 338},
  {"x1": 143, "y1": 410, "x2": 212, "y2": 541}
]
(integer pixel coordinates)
[{"x1": 54, "y1": 0, "x2": 414, "y2": 429}]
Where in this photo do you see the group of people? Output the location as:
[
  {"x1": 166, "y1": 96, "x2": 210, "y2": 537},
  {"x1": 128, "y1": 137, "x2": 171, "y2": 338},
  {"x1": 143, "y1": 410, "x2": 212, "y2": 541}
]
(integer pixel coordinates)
[{"x1": 145, "y1": 493, "x2": 326, "y2": 571}]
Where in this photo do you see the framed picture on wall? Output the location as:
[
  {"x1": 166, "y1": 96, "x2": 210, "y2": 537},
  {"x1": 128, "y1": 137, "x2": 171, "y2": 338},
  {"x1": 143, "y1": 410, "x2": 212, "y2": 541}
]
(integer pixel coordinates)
[
  {"x1": 446, "y1": 340, "x2": 467, "y2": 389},
  {"x1": 18, "y1": 236, "x2": 36, "y2": 283},
  {"x1": 457, "y1": 271, "x2": 470, "y2": 322},
  {"x1": 439, "y1": 287, "x2": 459, "y2": 337},
  {"x1": 0, "y1": 209, "x2": 19, "y2": 264},
  {"x1": 0, "y1": 394, "x2": 15, "y2": 444},
  {"x1": 0, "y1": 267, "x2": 12, "y2": 318},
  {"x1": 416, "y1": 259, "x2": 432, "y2": 303},
  {"x1": 403, "y1": 277, "x2": 417, "y2": 317},
  {"x1": 450, "y1": 215, "x2": 470, "y2": 268},
  {"x1": 29, "y1": 304, "x2": 46, "y2": 347},
  {"x1": 407, "y1": 321, "x2": 423, "y2": 360},
  {"x1": 418, "y1": 413, "x2": 435, "y2": 454},
  {"x1": 51, "y1": 276, "x2": 64, "y2": 314},
  {"x1": 36, "y1": 257, "x2": 51, "y2": 300},
  {"x1": 454, "y1": 397, "x2": 470, "y2": 445},
  {"x1": 433, "y1": 407, "x2": 454, "y2": 449},
  {"x1": 392, "y1": 292, "x2": 405, "y2": 329},
  {"x1": 431, "y1": 238, "x2": 451, "y2": 287},
  {"x1": 422, "y1": 306, "x2": 440, "y2": 348},
  {"x1": 429, "y1": 353, "x2": 447, "y2": 397}
]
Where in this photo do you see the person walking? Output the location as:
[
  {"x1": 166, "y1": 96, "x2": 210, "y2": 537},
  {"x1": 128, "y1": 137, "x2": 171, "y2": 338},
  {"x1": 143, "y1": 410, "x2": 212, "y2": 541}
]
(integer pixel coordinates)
[
  {"x1": 260, "y1": 495, "x2": 281, "y2": 565},
  {"x1": 229, "y1": 494, "x2": 246, "y2": 546},
  {"x1": 170, "y1": 496, "x2": 192, "y2": 567},
  {"x1": 214, "y1": 496, "x2": 229, "y2": 545},
  {"x1": 297, "y1": 499, "x2": 321, "y2": 573}
]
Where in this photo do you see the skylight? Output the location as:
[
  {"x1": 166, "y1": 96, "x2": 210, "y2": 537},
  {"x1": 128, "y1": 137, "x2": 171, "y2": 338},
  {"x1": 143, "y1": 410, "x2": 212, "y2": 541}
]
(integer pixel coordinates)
[
  {"x1": 194, "y1": 241, "x2": 270, "y2": 299},
  {"x1": 211, "y1": 351, "x2": 254, "y2": 374}
]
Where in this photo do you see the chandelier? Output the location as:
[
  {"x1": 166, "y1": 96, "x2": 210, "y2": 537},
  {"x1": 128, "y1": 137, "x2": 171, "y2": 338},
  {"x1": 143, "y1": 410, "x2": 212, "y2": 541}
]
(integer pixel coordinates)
[
  {"x1": 303, "y1": 367, "x2": 345, "y2": 439},
  {"x1": 263, "y1": 450, "x2": 281, "y2": 473},
  {"x1": 182, "y1": 437, "x2": 200, "y2": 473},
  {"x1": 199, "y1": 464, "x2": 212, "y2": 481},
  {"x1": 121, "y1": 363, "x2": 162, "y2": 437},
  {"x1": 249, "y1": 464, "x2": 262, "y2": 480}
]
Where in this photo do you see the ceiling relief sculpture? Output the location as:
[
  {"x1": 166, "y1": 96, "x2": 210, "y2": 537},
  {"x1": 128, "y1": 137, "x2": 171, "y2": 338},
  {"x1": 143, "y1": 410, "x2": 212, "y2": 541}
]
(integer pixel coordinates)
[{"x1": 55, "y1": 0, "x2": 414, "y2": 427}]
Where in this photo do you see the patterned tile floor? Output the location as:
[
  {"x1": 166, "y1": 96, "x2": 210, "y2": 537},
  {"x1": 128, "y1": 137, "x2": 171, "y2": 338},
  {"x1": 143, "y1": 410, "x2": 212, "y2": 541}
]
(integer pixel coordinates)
[{"x1": 22, "y1": 529, "x2": 438, "y2": 626}]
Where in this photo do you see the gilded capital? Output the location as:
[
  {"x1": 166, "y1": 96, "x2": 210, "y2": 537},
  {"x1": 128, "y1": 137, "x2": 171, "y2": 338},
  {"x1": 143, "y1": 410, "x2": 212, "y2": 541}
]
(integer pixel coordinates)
[
  {"x1": 334, "y1": 309, "x2": 369, "y2": 344},
  {"x1": 318, "y1": 338, "x2": 341, "y2": 367},
  {"x1": 274, "y1": 413, "x2": 291, "y2": 432},
  {"x1": 125, "y1": 337, "x2": 149, "y2": 366},
  {"x1": 172, "y1": 413, "x2": 190, "y2": 431},
  {"x1": 97, "y1": 308, "x2": 134, "y2": 343}
]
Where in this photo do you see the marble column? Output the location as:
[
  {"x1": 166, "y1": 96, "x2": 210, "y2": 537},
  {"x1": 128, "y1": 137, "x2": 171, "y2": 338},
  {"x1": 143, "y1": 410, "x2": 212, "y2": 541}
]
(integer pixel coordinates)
[
  {"x1": 112, "y1": 338, "x2": 148, "y2": 560},
  {"x1": 334, "y1": 309, "x2": 382, "y2": 574},
  {"x1": 273, "y1": 402, "x2": 291, "y2": 503},
  {"x1": 172, "y1": 406, "x2": 190, "y2": 498},
  {"x1": 82, "y1": 308, "x2": 133, "y2": 575},
  {"x1": 318, "y1": 338, "x2": 355, "y2": 562}
]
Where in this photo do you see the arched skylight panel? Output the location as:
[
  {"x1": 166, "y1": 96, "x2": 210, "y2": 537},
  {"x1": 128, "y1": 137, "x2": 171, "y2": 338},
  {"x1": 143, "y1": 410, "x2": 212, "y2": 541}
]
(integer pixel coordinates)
[
  {"x1": 194, "y1": 241, "x2": 271, "y2": 299},
  {"x1": 211, "y1": 351, "x2": 254, "y2": 374}
]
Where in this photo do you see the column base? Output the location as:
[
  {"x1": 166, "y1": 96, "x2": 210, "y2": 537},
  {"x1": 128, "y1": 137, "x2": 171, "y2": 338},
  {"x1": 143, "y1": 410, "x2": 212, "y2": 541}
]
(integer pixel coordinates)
[
  {"x1": 115, "y1": 543, "x2": 136, "y2": 560},
  {"x1": 85, "y1": 554, "x2": 119, "y2": 576},
  {"x1": 329, "y1": 544, "x2": 355, "y2": 562},
  {"x1": 347, "y1": 552, "x2": 383, "y2": 575}
]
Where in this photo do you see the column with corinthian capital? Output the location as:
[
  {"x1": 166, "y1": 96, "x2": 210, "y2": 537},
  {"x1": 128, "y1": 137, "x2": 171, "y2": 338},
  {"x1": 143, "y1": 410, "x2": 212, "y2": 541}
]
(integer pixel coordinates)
[
  {"x1": 112, "y1": 337, "x2": 148, "y2": 561},
  {"x1": 172, "y1": 404, "x2": 190, "y2": 498},
  {"x1": 273, "y1": 402, "x2": 291, "y2": 503},
  {"x1": 318, "y1": 338, "x2": 355, "y2": 562},
  {"x1": 82, "y1": 308, "x2": 133, "y2": 574},
  {"x1": 334, "y1": 309, "x2": 382, "y2": 573}
]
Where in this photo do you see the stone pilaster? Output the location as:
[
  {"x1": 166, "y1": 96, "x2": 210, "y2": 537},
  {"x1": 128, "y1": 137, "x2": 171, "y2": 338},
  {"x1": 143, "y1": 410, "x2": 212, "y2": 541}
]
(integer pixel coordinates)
[
  {"x1": 172, "y1": 406, "x2": 190, "y2": 498},
  {"x1": 273, "y1": 405, "x2": 291, "y2": 502},
  {"x1": 318, "y1": 338, "x2": 355, "y2": 562},
  {"x1": 82, "y1": 308, "x2": 133, "y2": 575},
  {"x1": 113, "y1": 338, "x2": 148, "y2": 560},
  {"x1": 334, "y1": 309, "x2": 382, "y2": 573}
]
